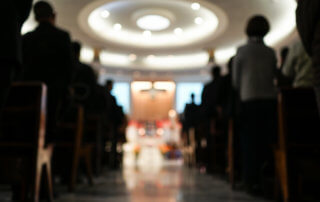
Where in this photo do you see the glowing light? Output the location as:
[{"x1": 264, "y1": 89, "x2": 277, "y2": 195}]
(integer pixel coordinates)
[
  {"x1": 99, "y1": 50, "x2": 130, "y2": 66},
  {"x1": 129, "y1": 54, "x2": 137, "y2": 61},
  {"x1": 265, "y1": 0, "x2": 297, "y2": 46},
  {"x1": 86, "y1": 2, "x2": 220, "y2": 48},
  {"x1": 147, "y1": 55, "x2": 155, "y2": 60},
  {"x1": 154, "y1": 82, "x2": 176, "y2": 91},
  {"x1": 113, "y1": 23, "x2": 122, "y2": 31},
  {"x1": 174, "y1": 28, "x2": 183, "y2": 35},
  {"x1": 80, "y1": 46, "x2": 94, "y2": 63},
  {"x1": 21, "y1": 20, "x2": 37, "y2": 35},
  {"x1": 144, "y1": 52, "x2": 209, "y2": 69},
  {"x1": 143, "y1": 30, "x2": 152, "y2": 37},
  {"x1": 194, "y1": 17, "x2": 203, "y2": 25},
  {"x1": 138, "y1": 128, "x2": 146, "y2": 136},
  {"x1": 191, "y1": 3, "x2": 201, "y2": 10},
  {"x1": 131, "y1": 81, "x2": 152, "y2": 91},
  {"x1": 137, "y1": 15, "x2": 170, "y2": 31},
  {"x1": 157, "y1": 128, "x2": 164, "y2": 136},
  {"x1": 100, "y1": 10, "x2": 110, "y2": 18},
  {"x1": 214, "y1": 47, "x2": 236, "y2": 64},
  {"x1": 169, "y1": 109, "x2": 177, "y2": 118}
]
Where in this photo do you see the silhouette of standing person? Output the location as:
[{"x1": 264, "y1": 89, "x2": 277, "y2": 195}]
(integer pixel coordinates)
[
  {"x1": 233, "y1": 15, "x2": 277, "y2": 194},
  {"x1": 0, "y1": 0, "x2": 33, "y2": 114},
  {"x1": 22, "y1": 1, "x2": 74, "y2": 139},
  {"x1": 201, "y1": 66, "x2": 224, "y2": 173}
]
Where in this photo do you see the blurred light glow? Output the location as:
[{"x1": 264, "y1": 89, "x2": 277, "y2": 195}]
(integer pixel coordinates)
[
  {"x1": 87, "y1": 1, "x2": 219, "y2": 48},
  {"x1": 129, "y1": 54, "x2": 137, "y2": 61},
  {"x1": 113, "y1": 23, "x2": 122, "y2": 31},
  {"x1": 194, "y1": 17, "x2": 203, "y2": 25},
  {"x1": 144, "y1": 52, "x2": 209, "y2": 69},
  {"x1": 154, "y1": 82, "x2": 176, "y2": 91},
  {"x1": 137, "y1": 15, "x2": 170, "y2": 31},
  {"x1": 176, "y1": 83, "x2": 204, "y2": 113},
  {"x1": 191, "y1": 3, "x2": 201, "y2": 10},
  {"x1": 169, "y1": 109, "x2": 177, "y2": 118},
  {"x1": 101, "y1": 10, "x2": 110, "y2": 18},
  {"x1": 131, "y1": 81, "x2": 152, "y2": 91},
  {"x1": 214, "y1": 47, "x2": 236, "y2": 64},
  {"x1": 157, "y1": 128, "x2": 164, "y2": 136},
  {"x1": 80, "y1": 46, "x2": 95, "y2": 63},
  {"x1": 138, "y1": 128, "x2": 146, "y2": 136},
  {"x1": 143, "y1": 30, "x2": 152, "y2": 37},
  {"x1": 265, "y1": 0, "x2": 297, "y2": 46},
  {"x1": 111, "y1": 82, "x2": 131, "y2": 114},
  {"x1": 100, "y1": 50, "x2": 130, "y2": 66},
  {"x1": 174, "y1": 28, "x2": 183, "y2": 35},
  {"x1": 21, "y1": 19, "x2": 37, "y2": 35}
]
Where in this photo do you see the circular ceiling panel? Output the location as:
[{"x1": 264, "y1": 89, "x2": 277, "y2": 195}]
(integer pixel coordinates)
[
  {"x1": 79, "y1": 0, "x2": 227, "y2": 49},
  {"x1": 136, "y1": 15, "x2": 171, "y2": 31}
]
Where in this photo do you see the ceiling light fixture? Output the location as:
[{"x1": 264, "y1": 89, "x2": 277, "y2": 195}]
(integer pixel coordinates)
[
  {"x1": 174, "y1": 28, "x2": 183, "y2": 35},
  {"x1": 137, "y1": 15, "x2": 170, "y2": 31},
  {"x1": 113, "y1": 23, "x2": 122, "y2": 31},
  {"x1": 194, "y1": 17, "x2": 204, "y2": 25},
  {"x1": 143, "y1": 30, "x2": 152, "y2": 37},
  {"x1": 191, "y1": 3, "x2": 201, "y2": 10},
  {"x1": 100, "y1": 10, "x2": 110, "y2": 18},
  {"x1": 129, "y1": 54, "x2": 137, "y2": 61}
]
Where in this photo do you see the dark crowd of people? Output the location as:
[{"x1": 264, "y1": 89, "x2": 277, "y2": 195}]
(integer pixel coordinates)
[
  {"x1": 0, "y1": 1, "x2": 127, "y2": 198},
  {"x1": 182, "y1": 3, "x2": 320, "y2": 198}
]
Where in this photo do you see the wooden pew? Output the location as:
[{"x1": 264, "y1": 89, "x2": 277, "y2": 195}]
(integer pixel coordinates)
[
  {"x1": 275, "y1": 88, "x2": 320, "y2": 202},
  {"x1": 55, "y1": 105, "x2": 94, "y2": 192},
  {"x1": 85, "y1": 113, "x2": 104, "y2": 176},
  {"x1": 0, "y1": 82, "x2": 53, "y2": 202},
  {"x1": 227, "y1": 119, "x2": 235, "y2": 189}
]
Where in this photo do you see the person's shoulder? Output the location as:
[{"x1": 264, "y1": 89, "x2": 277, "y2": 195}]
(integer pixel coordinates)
[{"x1": 50, "y1": 26, "x2": 71, "y2": 40}]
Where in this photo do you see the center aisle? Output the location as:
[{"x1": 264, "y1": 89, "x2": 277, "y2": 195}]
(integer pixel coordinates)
[{"x1": 56, "y1": 164, "x2": 271, "y2": 202}]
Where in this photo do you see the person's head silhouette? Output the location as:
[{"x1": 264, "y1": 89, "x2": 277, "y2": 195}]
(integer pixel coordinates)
[
  {"x1": 105, "y1": 79, "x2": 114, "y2": 92},
  {"x1": 72, "y1": 41, "x2": 82, "y2": 60},
  {"x1": 190, "y1": 93, "x2": 195, "y2": 103},
  {"x1": 246, "y1": 15, "x2": 270, "y2": 38},
  {"x1": 211, "y1": 65, "x2": 221, "y2": 80},
  {"x1": 34, "y1": 1, "x2": 56, "y2": 24}
]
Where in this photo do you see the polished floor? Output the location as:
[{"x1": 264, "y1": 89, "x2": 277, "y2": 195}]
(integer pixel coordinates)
[
  {"x1": 0, "y1": 163, "x2": 273, "y2": 202},
  {"x1": 54, "y1": 162, "x2": 271, "y2": 202}
]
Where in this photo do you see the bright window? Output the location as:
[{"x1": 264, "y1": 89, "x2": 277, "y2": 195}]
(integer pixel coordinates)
[
  {"x1": 111, "y1": 82, "x2": 130, "y2": 114},
  {"x1": 176, "y1": 83, "x2": 204, "y2": 114}
]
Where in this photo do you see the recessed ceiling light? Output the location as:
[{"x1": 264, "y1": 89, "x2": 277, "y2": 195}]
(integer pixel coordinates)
[
  {"x1": 147, "y1": 55, "x2": 155, "y2": 60},
  {"x1": 113, "y1": 23, "x2": 122, "y2": 31},
  {"x1": 191, "y1": 3, "x2": 201, "y2": 10},
  {"x1": 194, "y1": 17, "x2": 204, "y2": 25},
  {"x1": 100, "y1": 10, "x2": 110, "y2": 18},
  {"x1": 143, "y1": 30, "x2": 152, "y2": 37},
  {"x1": 174, "y1": 28, "x2": 183, "y2": 35},
  {"x1": 129, "y1": 54, "x2": 137, "y2": 61},
  {"x1": 137, "y1": 15, "x2": 170, "y2": 31}
]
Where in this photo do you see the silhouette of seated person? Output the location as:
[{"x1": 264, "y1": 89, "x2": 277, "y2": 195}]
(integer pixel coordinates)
[
  {"x1": 0, "y1": 0, "x2": 33, "y2": 116},
  {"x1": 22, "y1": 1, "x2": 74, "y2": 140},
  {"x1": 70, "y1": 41, "x2": 97, "y2": 108}
]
